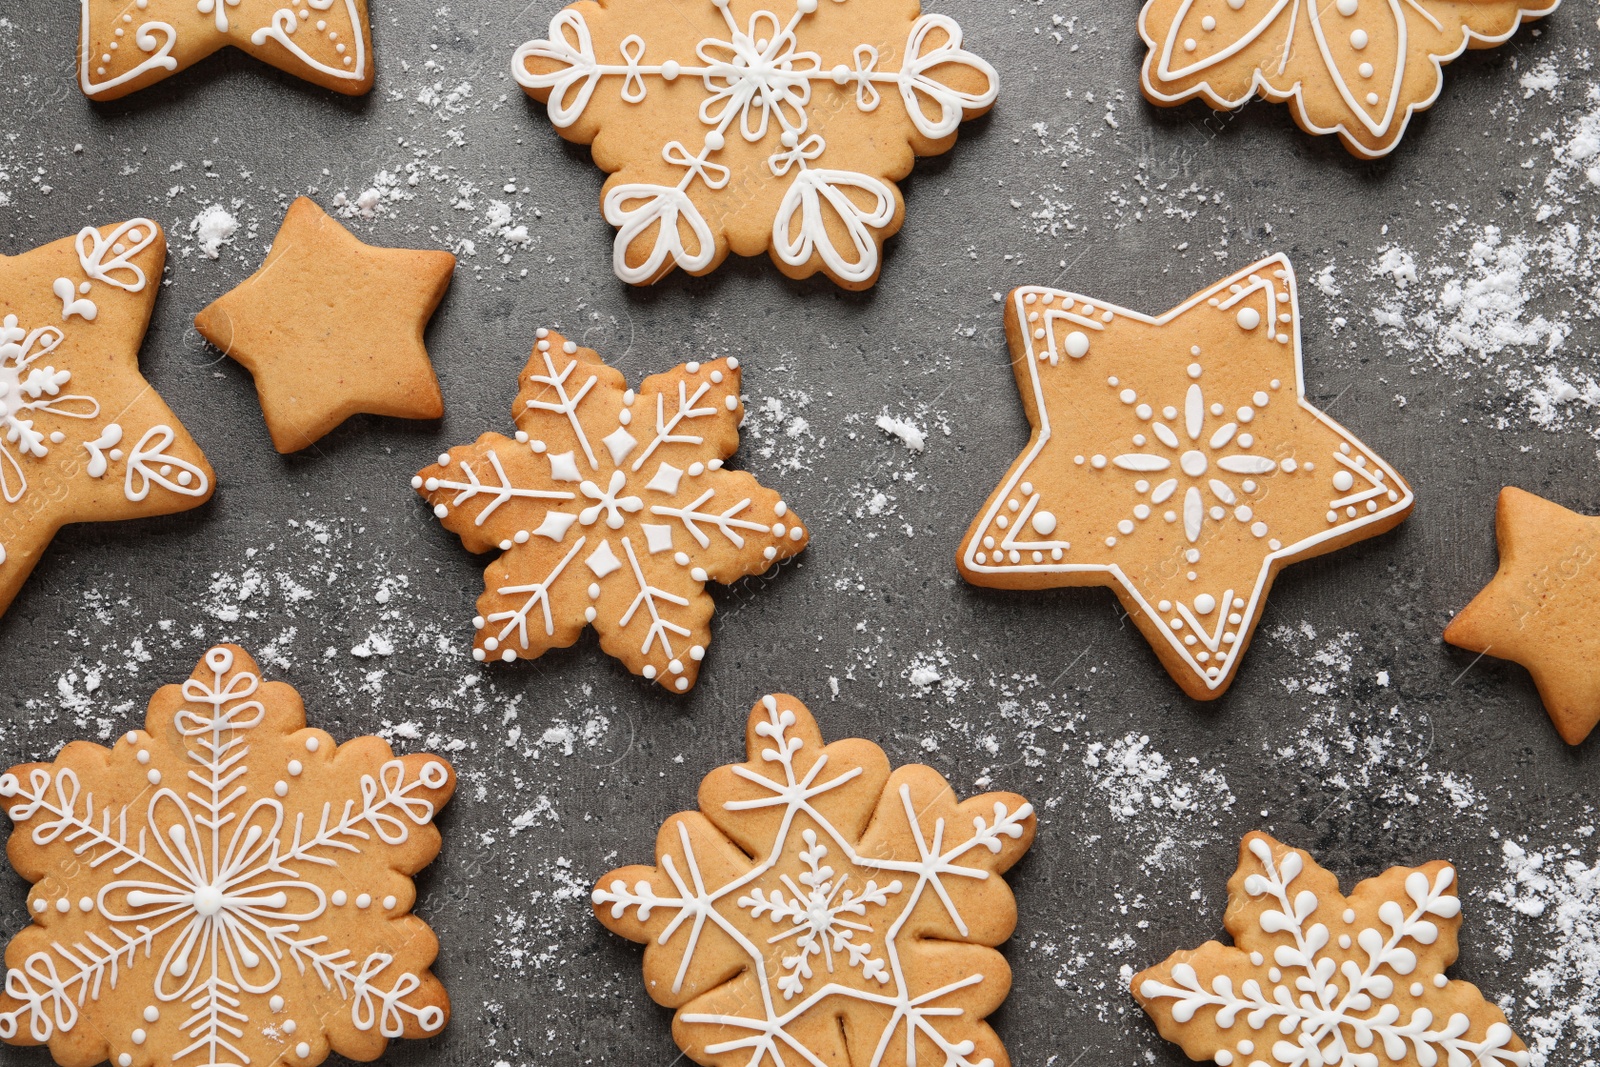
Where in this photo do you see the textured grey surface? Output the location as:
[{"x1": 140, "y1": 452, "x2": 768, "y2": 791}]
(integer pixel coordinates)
[{"x1": 1, "y1": 1, "x2": 1598, "y2": 1066}]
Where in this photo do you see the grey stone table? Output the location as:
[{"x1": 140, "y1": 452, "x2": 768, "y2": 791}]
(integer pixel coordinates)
[{"x1": 1, "y1": 2, "x2": 1597, "y2": 1065}]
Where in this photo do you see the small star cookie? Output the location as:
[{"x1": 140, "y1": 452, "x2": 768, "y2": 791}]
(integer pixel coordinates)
[
  {"x1": 195, "y1": 198, "x2": 455, "y2": 454},
  {"x1": 0, "y1": 644, "x2": 455, "y2": 1067},
  {"x1": 957, "y1": 255, "x2": 1414, "y2": 700},
  {"x1": 78, "y1": 0, "x2": 373, "y2": 100},
  {"x1": 1134, "y1": 832, "x2": 1529, "y2": 1067},
  {"x1": 0, "y1": 218, "x2": 213, "y2": 621},
  {"x1": 1444, "y1": 486, "x2": 1600, "y2": 745},
  {"x1": 1138, "y1": 0, "x2": 1559, "y2": 158},
  {"x1": 593, "y1": 693, "x2": 1036, "y2": 1067},
  {"x1": 413, "y1": 329, "x2": 808, "y2": 692},
  {"x1": 512, "y1": 0, "x2": 998, "y2": 288}
]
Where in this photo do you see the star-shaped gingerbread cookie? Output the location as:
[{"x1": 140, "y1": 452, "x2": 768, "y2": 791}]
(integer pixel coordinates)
[
  {"x1": 195, "y1": 198, "x2": 455, "y2": 454},
  {"x1": 1, "y1": 218, "x2": 214, "y2": 621},
  {"x1": 1444, "y1": 487, "x2": 1600, "y2": 745},
  {"x1": 78, "y1": 0, "x2": 373, "y2": 100},
  {"x1": 958, "y1": 255, "x2": 1414, "y2": 700}
]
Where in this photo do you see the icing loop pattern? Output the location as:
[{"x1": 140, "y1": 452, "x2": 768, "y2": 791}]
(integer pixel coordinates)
[
  {"x1": 0, "y1": 646, "x2": 454, "y2": 1067},
  {"x1": 1134, "y1": 833, "x2": 1530, "y2": 1067},
  {"x1": 593, "y1": 695, "x2": 1037, "y2": 1067},
  {"x1": 77, "y1": 0, "x2": 370, "y2": 100},
  {"x1": 513, "y1": 0, "x2": 997, "y2": 287},
  {"x1": 414, "y1": 330, "x2": 807, "y2": 692}
]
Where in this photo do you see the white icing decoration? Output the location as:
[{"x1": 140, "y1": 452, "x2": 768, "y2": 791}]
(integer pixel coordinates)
[
  {"x1": 0, "y1": 647, "x2": 448, "y2": 1062},
  {"x1": 961, "y1": 256, "x2": 1414, "y2": 693},
  {"x1": 123, "y1": 425, "x2": 211, "y2": 502},
  {"x1": 1139, "y1": 838, "x2": 1526, "y2": 1067},
  {"x1": 53, "y1": 278, "x2": 98, "y2": 321},
  {"x1": 512, "y1": 2, "x2": 996, "y2": 284},
  {"x1": 83, "y1": 423, "x2": 124, "y2": 478},
  {"x1": 594, "y1": 697, "x2": 1034, "y2": 1064},
  {"x1": 1139, "y1": 0, "x2": 1557, "y2": 158},
  {"x1": 419, "y1": 338, "x2": 804, "y2": 687}
]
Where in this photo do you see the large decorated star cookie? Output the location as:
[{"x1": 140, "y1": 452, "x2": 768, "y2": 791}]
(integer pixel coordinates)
[
  {"x1": 1133, "y1": 832, "x2": 1530, "y2": 1067},
  {"x1": 0, "y1": 219, "x2": 214, "y2": 622},
  {"x1": 0, "y1": 645, "x2": 455, "y2": 1067},
  {"x1": 593, "y1": 693, "x2": 1036, "y2": 1067},
  {"x1": 512, "y1": 0, "x2": 997, "y2": 289},
  {"x1": 413, "y1": 329, "x2": 808, "y2": 692},
  {"x1": 78, "y1": 0, "x2": 372, "y2": 100},
  {"x1": 195, "y1": 198, "x2": 455, "y2": 454},
  {"x1": 1444, "y1": 487, "x2": 1600, "y2": 745},
  {"x1": 1138, "y1": 0, "x2": 1558, "y2": 158},
  {"x1": 957, "y1": 255, "x2": 1414, "y2": 700}
]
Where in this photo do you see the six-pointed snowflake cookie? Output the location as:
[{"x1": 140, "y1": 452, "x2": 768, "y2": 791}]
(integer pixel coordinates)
[
  {"x1": 957, "y1": 254, "x2": 1414, "y2": 700},
  {"x1": 0, "y1": 219, "x2": 214, "y2": 622},
  {"x1": 1133, "y1": 832, "x2": 1530, "y2": 1067},
  {"x1": 78, "y1": 0, "x2": 373, "y2": 100},
  {"x1": 0, "y1": 644, "x2": 455, "y2": 1067},
  {"x1": 1138, "y1": 0, "x2": 1558, "y2": 158},
  {"x1": 413, "y1": 329, "x2": 808, "y2": 692},
  {"x1": 593, "y1": 693, "x2": 1036, "y2": 1067},
  {"x1": 512, "y1": 0, "x2": 997, "y2": 288}
]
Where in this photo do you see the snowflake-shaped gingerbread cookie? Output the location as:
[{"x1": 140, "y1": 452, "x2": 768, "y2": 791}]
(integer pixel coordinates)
[
  {"x1": 0, "y1": 645, "x2": 455, "y2": 1067},
  {"x1": 413, "y1": 329, "x2": 808, "y2": 692},
  {"x1": 512, "y1": 0, "x2": 997, "y2": 288},
  {"x1": 594, "y1": 693, "x2": 1036, "y2": 1067},
  {"x1": 1134, "y1": 832, "x2": 1529, "y2": 1067},
  {"x1": 1138, "y1": 0, "x2": 1558, "y2": 158}
]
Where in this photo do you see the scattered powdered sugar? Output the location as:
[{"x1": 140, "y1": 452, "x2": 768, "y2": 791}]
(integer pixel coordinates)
[
  {"x1": 1489, "y1": 833, "x2": 1600, "y2": 1067},
  {"x1": 875, "y1": 413, "x2": 927, "y2": 453},
  {"x1": 187, "y1": 203, "x2": 238, "y2": 259},
  {"x1": 1083, "y1": 733, "x2": 1235, "y2": 871}
]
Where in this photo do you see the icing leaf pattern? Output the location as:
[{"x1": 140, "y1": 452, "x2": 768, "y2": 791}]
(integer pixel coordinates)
[
  {"x1": 512, "y1": 0, "x2": 997, "y2": 287},
  {"x1": 593, "y1": 694, "x2": 1037, "y2": 1067},
  {"x1": 1138, "y1": 0, "x2": 1560, "y2": 157},
  {"x1": 413, "y1": 329, "x2": 807, "y2": 692},
  {"x1": 0, "y1": 645, "x2": 455, "y2": 1067},
  {"x1": 1134, "y1": 832, "x2": 1530, "y2": 1067}
]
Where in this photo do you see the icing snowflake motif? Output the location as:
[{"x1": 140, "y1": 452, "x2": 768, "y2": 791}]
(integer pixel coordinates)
[
  {"x1": 0, "y1": 645, "x2": 455, "y2": 1067},
  {"x1": 0, "y1": 219, "x2": 211, "y2": 601},
  {"x1": 512, "y1": 0, "x2": 997, "y2": 287},
  {"x1": 1137, "y1": 0, "x2": 1558, "y2": 158},
  {"x1": 413, "y1": 329, "x2": 807, "y2": 692},
  {"x1": 1134, "y1": 833, "x2": 1530, "y2": 1067},
  {"x1": 595, "y1": 696, "x2": 1034, "y2": 1067},
  {"x1": 77, "y1": 0, "x2": 369, "y2": 99},
  {"x1": 959, "y1": 255, "x2": 1414, "y2": 698}
]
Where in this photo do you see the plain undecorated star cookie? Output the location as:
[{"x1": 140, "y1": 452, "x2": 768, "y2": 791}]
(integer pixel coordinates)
[
  {"x1": 1444, "y1": 486, "x2": 1600, "y2": 745},
  {"x1": 195, "y1": 197, "x2": 454, "y2": 454},
  {"x1": 413, "y1": 329, "x2": 807, "y2": 692},
  {"x1": 79, "y1": 0, "x2": 373, "y2": 100},
  {"x1": 1133, "y1": 832, "x2": 1529, "y2": 1067},
  {"x1": 0, "y1": 218, "x2": 213, "y2": 621},
  {"x1": 1138, "y1": 0, "x2": 1559, "y2": 158},
  {"x1": 957, "y1": 255, "x2": 1414, "y2": 700},
  {"x1": 0, "y1": 644, "x2": 455, "y2": 1067},
  {"x1": 593, "y1": 693, "x2": 1036, "y2": 1067},
  {"x1": 512, "y1": 0, "x2": 997, "y2": 288}
]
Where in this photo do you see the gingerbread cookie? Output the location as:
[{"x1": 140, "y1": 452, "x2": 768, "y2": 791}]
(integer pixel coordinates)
[
  {"x1": 1138, "y1": 0, "x2": 1559, "y2": 158},
  {"x1": 1, "y1": 218, "x2": 214, "y2": 622},
  {"x1": 512, "y1": 0, "x2": 997, "y2": 288},
  {"x1": 957, "y1": 255, "x2": 1414, "y2": 700},
  {"x1": 413, "y1": 329, "x2": 807, "y2": 691},
  {"x1": 79, "y1": 0, "x2": 373, "y2": 100},
  {"x1": 1133, "y1": 832, "x2": 1529, "y2": 1067},
  {"x1": 0, "y1": 644, "x2": 455, "y2": 1067},
  {"x1": 195, "y1": 198, "x2": 454, "y2": 454},
  {"x1": 1444, "y1": 487, "x2": 1600, "y2": 745},
  {"x1": 593, "y1": 693, "x2": 1036, "y2": 1067}
]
